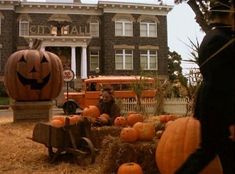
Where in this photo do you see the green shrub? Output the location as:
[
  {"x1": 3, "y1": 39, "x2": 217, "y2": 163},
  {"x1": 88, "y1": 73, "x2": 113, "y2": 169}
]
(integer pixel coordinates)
[{"x1": 0, "y1": 82, "x2": 8, "y2": 97}]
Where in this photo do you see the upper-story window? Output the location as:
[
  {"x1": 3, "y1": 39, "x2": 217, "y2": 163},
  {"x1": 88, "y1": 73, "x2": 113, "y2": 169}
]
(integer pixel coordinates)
[
  {"x1": 115, "y1": 49, "x2": 133, "y2": 70},
  {"x1": 115, "y1": 19, "x2": 133, "y2": 36},
  {"x1": 113, "y1": 14, "x2": 135, "y2": 37},
  {"x1": 18, "y1": 14, "x2": 31, "y2": 37},
  {"x1": 90, "y1": 50, "x2": 99, "y2": 71},
  {"x1": 138, "y1": 15, "x2": 159, "y2": 37},
  {"x1": 90, "y1": 20, "x2": 99, "y2": 37},
  {"x1": 19, "y1": 19, "x2": 29, "y2": 36},
  {"x1": 140, "y1": 50, "x2": 158, "y2": 70}
]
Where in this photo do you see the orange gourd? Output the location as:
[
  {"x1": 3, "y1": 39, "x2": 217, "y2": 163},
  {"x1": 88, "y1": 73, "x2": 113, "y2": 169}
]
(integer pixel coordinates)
[
  {"x1": 120, "y1": 127, "x2": 138, "y2": 143},
  {"x1": 52, "y1": 115, "x2": 66, "y2": 122},
  {"x1": 50, "y1": 119, "x2": 64, "y2": 128},
  {"x1": 127, "y1": 113, "x2": 143, "y2": 126},
  {"x1": 117, "y1": 162, "x2": 143, "y2": 174},
  {"x1": 114, "y1": 116, "x2": 127, "y2": 127},
  {"x1": 98, "y1": 113, "x2": 110, "y2": 124},
  {"x1": 69, "y1": 115, "x2": 83, "y2": 125},
  {"x1": 156, "y1": 117, "x2": 222, "y2": 174},
  {"x1": 4, "y1": 50, "x2": 63, "y2": 101},
  {"x1": 133, "y1": 122, "x2": 155, "y2": 141},
  {"x1": 82, "y1": 105, "x2": 100, "y2": 118}
]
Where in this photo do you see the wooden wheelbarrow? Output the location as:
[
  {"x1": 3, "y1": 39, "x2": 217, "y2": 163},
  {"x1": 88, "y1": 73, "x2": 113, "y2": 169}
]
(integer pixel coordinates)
[{"x1": 29, "y1": 117, "x2": 96, "y2": 164}]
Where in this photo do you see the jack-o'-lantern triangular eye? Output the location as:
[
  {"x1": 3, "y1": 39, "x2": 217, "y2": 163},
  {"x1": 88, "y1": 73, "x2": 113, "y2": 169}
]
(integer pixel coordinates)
[
  {"x1": 19, "y1": 56, "x2": 26, "y2": 63},
  {"x1": 41, "y1": 56, "x2": 48, "y2": 63}
]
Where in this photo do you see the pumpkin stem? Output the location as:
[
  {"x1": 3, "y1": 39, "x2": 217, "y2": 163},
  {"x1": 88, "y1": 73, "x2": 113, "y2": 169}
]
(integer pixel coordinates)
[{"x1": 29, "y1": 39, "x2": 42, "y2": 50}]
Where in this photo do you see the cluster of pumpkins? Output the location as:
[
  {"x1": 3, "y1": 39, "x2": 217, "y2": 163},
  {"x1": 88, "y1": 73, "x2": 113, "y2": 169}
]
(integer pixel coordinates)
[{"x1": 50, "y1": 115, "x2": 83, "y2": 128}]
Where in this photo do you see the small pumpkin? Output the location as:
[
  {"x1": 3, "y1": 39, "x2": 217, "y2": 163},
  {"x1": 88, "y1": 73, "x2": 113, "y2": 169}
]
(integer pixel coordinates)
[
  {"x1": 127, "y1": 113, "x2": 143, "y2": 126},
  {"x1": 133, "y1": 122, "x2": 155, "y2": 141},
  {"x1": 52, "y1": 115, "x2": 66, "y2": 122},
  {"x1": 159, "y1": 114, "x2": 176, "y2": 123},
  {"x1": 114, "y1": 116, "x2": 127, "y2": 127},
  {"x1": 117, "y1": 162, "x2": 143, "y2": 174},
  {"x1": 97, "y1": 113, "x2": 110, "y2": 124},
  {"x1": 50, "y1": 119, "x2": 64, "y2": 128},
  {"x1": 82, "y1": 105, "x2": 100, "y2": 118},
  {"x1": 156, "y1": 117, "x2": 222, "y2": 174},
  {"x1": 69, "y1": 115, "x2": 83, "y2": 125},
  {"x1": 120, "y1": 127, "x2": 138, "y2": 143},
  {"x1": 4, "y1": 49, "x2": 63, "y2": 101}
]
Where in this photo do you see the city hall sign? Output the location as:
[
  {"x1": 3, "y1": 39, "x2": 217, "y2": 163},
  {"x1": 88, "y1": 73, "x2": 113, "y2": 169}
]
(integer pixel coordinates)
[{"x1": 29, "y1": 24, "x2": 90, "y2": 35}]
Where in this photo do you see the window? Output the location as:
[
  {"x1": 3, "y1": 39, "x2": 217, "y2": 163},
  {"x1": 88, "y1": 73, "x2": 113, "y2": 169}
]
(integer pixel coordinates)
[
  {"x1": 90, "y1": 50, "x2": 99, "y2": 71},
  {"x1": 140, "y1": 21, "x2": 157, "y2": 37},
  {"x1": 140, "y1": 50, "x2": 158, "y2": 70},
  {"x1": 19, "y1": 19, "x2": 29, "y2": 36},
  {"x1": 90, "y1": 20, "x2": 99, "y2": 37},
  {"x1": 115, "y1": 49, "x2": 133, "y2": 70},
  {"x1": 115, "y1": 19, "x2": 133, "y2": 37}
]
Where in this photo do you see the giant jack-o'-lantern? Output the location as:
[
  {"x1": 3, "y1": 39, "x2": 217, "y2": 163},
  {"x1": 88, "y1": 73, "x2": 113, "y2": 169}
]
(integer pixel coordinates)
[{"x1": 4, "y1": 50, "x2": 63, "y2": 101}]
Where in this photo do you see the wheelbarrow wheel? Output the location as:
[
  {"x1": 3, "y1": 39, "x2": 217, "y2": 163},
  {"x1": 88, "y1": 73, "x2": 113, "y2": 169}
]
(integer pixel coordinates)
[{"x1": 77, "y1": 137, "x2": 96, "y2": 164}]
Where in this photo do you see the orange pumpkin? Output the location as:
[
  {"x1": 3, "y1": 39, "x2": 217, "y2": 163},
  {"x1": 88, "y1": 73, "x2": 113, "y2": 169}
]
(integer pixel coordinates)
[
  {"x1": 114, "y1": 116, "x2": 127, "y2": 127},
  {"x1": 52, "y1": 115, "x2": 66, "y2": 122},
  {"x1": 133, "y1": 122, "x2": 155, "y2": 141},
  {"x1": 117, "y1": 162, "x2": 143, "y2": 174},
  {"x1": 69, "y1": 115, "x2": 83, "y2": 125},
  {"x1": 98, "y1": 113, "x2": 110, "y2": 124},
  {"x1": 4, "y1": 50, "x2": 63, "y2": 101},
  {"x1": 82, "y1": 105, "x2": 100, "y2": 118},
  {"x1": 50, "y1": 119, "x2": 64, "y2": 128},
  {"x1": 120, "y1": 127, "x2": 138, "y2": 143},
  {"x1": 159, "y1": 114, "x2": 176, "y2": 123},
  {"x1": 127, "y1": 113, "x2": 143, "y2": 126},
  {"x1": 156, "y1": 117, "x2": 222, "y2": 174}
]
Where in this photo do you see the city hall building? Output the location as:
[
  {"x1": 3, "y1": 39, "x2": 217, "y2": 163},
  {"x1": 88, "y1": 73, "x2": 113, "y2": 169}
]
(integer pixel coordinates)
[{"x1": 0, "y1": 0, "x2": 172, "y2": 82}]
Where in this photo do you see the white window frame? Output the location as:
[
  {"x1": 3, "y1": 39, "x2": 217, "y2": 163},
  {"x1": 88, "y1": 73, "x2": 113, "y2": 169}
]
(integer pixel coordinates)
[
  {"x1": 115, "y1": 49, "x2": 133, "y2": 70},
  {"x1": 90, "y1": 21, "x2": 99, "y2": 37},
  {"x1": 115, "y1": 20, "x2": 133, "y2": 37},
  {"x1": 89, "y1": 50, "x2": 99, "y2": 71},
  {"x1": 19, "y1": 19, "x2": 29, "y2": 36},
  {"x1": 140, "y1": 50, "x2": 158, "y2": 70},
  {"x1": 140, "y1": 21, "x2": 157, "y2": 37}
]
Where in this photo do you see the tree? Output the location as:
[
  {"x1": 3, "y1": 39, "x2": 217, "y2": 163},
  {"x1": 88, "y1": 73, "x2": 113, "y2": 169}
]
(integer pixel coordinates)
[
  {"x1": 174, "y1": 0, "x2": 212, "y2": 33},
  {"x1": 168, "y1": 50, "x2": 188, "y2": 97}
]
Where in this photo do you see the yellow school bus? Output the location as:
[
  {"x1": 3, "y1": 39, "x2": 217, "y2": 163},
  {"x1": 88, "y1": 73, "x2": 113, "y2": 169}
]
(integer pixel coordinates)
[{"x1": 62, "y1": 76, "x2": 156, "y2": 114}]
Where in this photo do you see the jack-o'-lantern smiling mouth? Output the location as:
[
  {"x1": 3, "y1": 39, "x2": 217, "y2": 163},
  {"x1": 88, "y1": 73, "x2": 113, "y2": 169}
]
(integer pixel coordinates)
[{"x1": 17, "y1": 72, "x2": 51, "y2": 90}]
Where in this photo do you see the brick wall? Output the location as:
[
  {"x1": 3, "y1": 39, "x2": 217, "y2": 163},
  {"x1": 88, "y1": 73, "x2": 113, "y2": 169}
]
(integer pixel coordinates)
[{"x1": 0, "y1": 10, "x2": 17, "y2": 78}]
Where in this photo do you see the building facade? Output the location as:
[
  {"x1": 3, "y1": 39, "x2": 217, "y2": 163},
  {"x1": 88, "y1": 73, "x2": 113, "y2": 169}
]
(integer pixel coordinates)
[{"x1": 0, "y1": 0, "x2": 172, "y2": 82}]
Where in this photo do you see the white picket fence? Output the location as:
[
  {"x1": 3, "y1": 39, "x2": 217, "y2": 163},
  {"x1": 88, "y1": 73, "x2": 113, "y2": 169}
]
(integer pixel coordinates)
[{"x1": 119, "y1": 97, "x2": 188, "y2": 115}]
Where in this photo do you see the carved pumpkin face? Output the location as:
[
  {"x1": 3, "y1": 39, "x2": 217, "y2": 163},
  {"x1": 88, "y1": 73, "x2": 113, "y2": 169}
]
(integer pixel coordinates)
[
  {"x1": 4, "y1": 50, "x2": 63, "y2": 101},
  {"x1": 16, "y1": 51, "x2": 51, "y2": 90}
]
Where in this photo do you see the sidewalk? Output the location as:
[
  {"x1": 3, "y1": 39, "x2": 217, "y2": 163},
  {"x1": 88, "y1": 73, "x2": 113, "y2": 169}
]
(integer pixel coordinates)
[{"x1": 0, "y1": 106, "x2": 65, "y2": 117}]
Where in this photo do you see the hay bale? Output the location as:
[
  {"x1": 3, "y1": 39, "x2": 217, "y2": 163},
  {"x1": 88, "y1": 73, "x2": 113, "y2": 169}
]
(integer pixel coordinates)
[
  {"x1": 98, "y1": 136, "x2": 160, "y2": 174},
  {"x1": 91, "y1": 126, "x2": 122, "y2": 148}
]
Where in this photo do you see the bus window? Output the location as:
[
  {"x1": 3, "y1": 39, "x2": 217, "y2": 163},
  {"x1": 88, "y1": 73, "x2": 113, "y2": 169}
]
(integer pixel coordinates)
[{"x1": 87, "y1": 82, "x2": 97, "y2": 91}]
